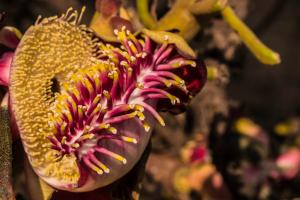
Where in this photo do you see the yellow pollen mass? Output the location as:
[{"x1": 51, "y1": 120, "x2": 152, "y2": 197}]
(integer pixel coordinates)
[{"x1": 9, "y1": 9, "x2": 99, "y2": 187}]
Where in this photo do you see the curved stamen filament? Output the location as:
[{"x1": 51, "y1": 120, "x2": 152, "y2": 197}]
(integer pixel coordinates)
[
  {"x1": 151, "y1": 71, "x2": 185, "y2": 85},
  {"x1": 136, "y1": 102, "x2": 165, "y2": 126},
  {"x1": 106, "y1": 104, "x2": 132, "y2": 117},
  {"x1": 154, "y1": 45, "x2": 174, "y2": 65},
  {"x1": 104, "y1": 111, "x2": 138, "y2": 124},
  {"x1": 83, "y1": 156, "x2": 104, "y2": 175},
  {"x1": 89, "y1": 154, "x2": 110, "y2": 173},
  {"x1": 144, "y1": 75, "x2": 172, "y2": 87},
  {"x1": 140, "y1": 88, "x2": 180, "y2": 104},
  {"x1": 95, "y1": 147, "x2": 127, "y2": 164}
]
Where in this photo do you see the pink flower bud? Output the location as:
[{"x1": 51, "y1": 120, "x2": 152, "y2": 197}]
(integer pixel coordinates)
[{"x1": 0, "y1": 52, "x2": 14, "y2": 86}]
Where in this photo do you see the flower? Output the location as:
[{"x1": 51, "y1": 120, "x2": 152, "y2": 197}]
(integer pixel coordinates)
[{"x1": 9, "y1": 8, "x2": 206, "y2": 192}]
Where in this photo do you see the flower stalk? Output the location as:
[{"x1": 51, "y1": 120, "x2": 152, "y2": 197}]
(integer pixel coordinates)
[
  {"x1": 136, "y1": 0, "x2": 281, "y2": 65},
  {"x1": 221, "y1": 6, "x2": 281, "y2": 65},
  {"x1": 136, "y1": 0, "x2": 157, "y2": 29}
]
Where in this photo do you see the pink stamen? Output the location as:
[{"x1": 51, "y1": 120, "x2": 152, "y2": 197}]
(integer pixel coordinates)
[
  {"x1": 143, "y1": 81, "x2": 162, "y2": 88},
  {"x1": 106, "y1": 104, "x2": 132, "y2": 117},
  {"x1": 151, "y1": 71, "x2": 184, "y2": 83},
  {"x1": 154, "y1": 45, "x2": 174, "y2": 65},
  {"x1": 137, "y1": 102, "x2": 165, "y2": 126},
  {"x1": 95, "y1": 147, "x2": 127, "y2": 164},
  {"x1": 155, "y1": 64, "x2": 175, "y2": 71},
  {"x1": 144, "y1": 75, "x2": 171, "y2": 87},
  {"x1": 122, "y1": 82, "x2": 138, "y2": 103},
  {"x1": 83, "y1": 156, "x2": 104, "y2": 175},
  {"x1": 139, "y1": 88, "x2": 174, "y2": 98},
  {"x1": 142, "y1": 93, "x2": 169, "y2": 101},
  {"x1": 153, "y1": 43, "x2": 168, "y2": 63},
  {"x1": 89, "y1": 154, "x2": 110, "y2": 173},
  {"x1": 143, "y1": 36, "x2": 152, "y2": 53},
  {"x1": 86, "y1": 94, "x2": 102, "y2": 116},
  {"x1": 104, "y1": 111, "x2": 137, "y2": 124}
]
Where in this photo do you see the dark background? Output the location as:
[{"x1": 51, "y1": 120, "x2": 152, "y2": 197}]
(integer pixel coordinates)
[
  {"x1": 0, "y1": 0, "x2": 299, "y2": 199},
  {"x1": 228, "y1": 0, "x2": 300, "y2": 129}
]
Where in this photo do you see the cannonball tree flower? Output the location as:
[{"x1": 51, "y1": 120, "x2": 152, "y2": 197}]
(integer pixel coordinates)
[{"x1": 8, "y1": 8, "x2": 206, "y2": 192}]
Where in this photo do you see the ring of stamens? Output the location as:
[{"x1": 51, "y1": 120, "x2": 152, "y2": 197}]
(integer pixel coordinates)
[{"x1": 49, "y1": 27, "x2": 198, "y2": 175}]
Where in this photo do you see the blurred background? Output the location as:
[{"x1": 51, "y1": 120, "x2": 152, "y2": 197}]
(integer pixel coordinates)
[{"x1": 0, "y1": 0, "x2": 299, "y2": 199}]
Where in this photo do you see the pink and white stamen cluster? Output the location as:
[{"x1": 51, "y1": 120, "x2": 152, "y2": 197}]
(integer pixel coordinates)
[{"x1": 49, "y1": 27, "x2": 204, "y2": 176}]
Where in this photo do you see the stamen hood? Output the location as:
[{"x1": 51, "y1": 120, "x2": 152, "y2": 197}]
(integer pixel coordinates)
[{"x1": 9, "y1": 8, "x2": 206, "y2": 192}]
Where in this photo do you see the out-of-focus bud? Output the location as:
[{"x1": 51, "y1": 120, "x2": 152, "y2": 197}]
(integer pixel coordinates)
[
  {"x1": 95, "y1": 0, "x2": 122, "y2": 18},
  {"x1": 276, "y1": 148, "x2": 300, "y2": 179},
  {"x1": 0, "y1": 52, "x2": 14, "y2": 86},
  {"x1": 0, "y1": 26, "x2": 22, "y2": 49}
]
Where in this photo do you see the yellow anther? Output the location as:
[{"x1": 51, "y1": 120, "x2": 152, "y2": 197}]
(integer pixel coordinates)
[
  {"x1": 78, "y1": 106, "x2": 84, "y2": 119},
  {"x1": 108, "y1": 127, "x2": 117, "y2": 134},
  {"x1": 83, "y1": 78, "x2": 94, "y2": 95},
  {"x1": 130, "y1": 56, "x2": 137, "y2": 62},
  {"x1": 66, "y1": 112, "x2": 73, "y2": 123},
  {"x1": 91, "y1": 104, "x2": 102, "y2": 116},
  {"x1": 61, "y1": 136, "x2": 67, "y2": 144},
  {"x1": 143, "y1": 122, "x2": 151, "y2": 132},
  {"x1": 108, "y1": 151, "x2": 127, "y2": 164},
  {"x1": 121, "y1": 136, "x2": 138, "y2": 144},
  {"x1": 137, "y1": 82, "x2": 144, "y2": 89},
  {"x1": 78, "y1": 134, "x2": 94, "y2": 141},
  {"x1": 98, "y1": 123, "x2": 110, "y2": 129},
  {"x1": 103, "y1": 90, "x2": 110, "y2": 99},
  {"x1": 92, "y1": 158, "x2": 110, "y2": 173},
  {"x1": 68, "y1": 97, "x2": 77, "y2": 111},
  {"x1": 60, "y1": 122, "x2": 67, "y2": 132},
  {"x1": 89, "y1": 163, "x2": 104, "y2": 175},
  {"x1": 129, "y1": 104, "x2": 135, "y2": 109},
  {"x1": 128, "y1": 41, "x2": 138, "y2": 55},
  {"x1": 134, "y1": 104, "x2": 144, "y2": 112},
  {"x1": 94, "y1": 74, "x2": 101, "y2": 89},
  {"x1": 92, "y1": 94, "x2": 102, "y2": 106},
  {"x1": 71, "y1": 143, "x2": 80, "y2": 148},
  {"x1": 137, "y1": 112, "x2": 145, "y2": 121}
]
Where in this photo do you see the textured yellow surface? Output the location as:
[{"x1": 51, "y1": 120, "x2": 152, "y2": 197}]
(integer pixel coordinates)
[{"x1": 9, "y1": 9, "x2": 95, "y2": 187}]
